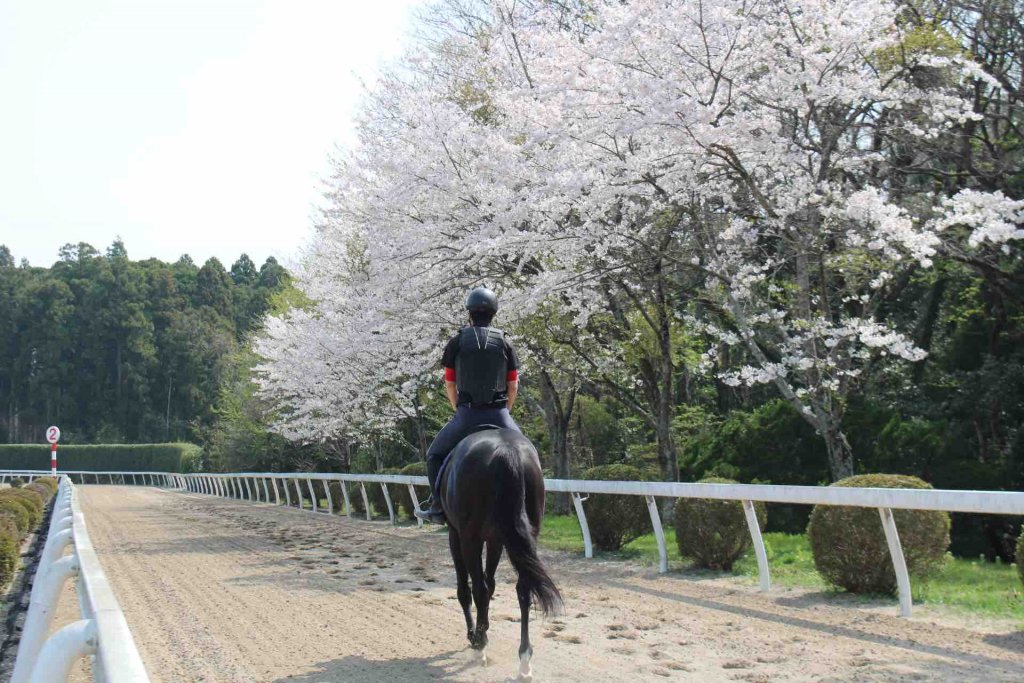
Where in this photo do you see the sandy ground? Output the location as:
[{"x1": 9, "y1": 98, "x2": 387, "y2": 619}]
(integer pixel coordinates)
[{"x1": 48, "y1": 485, "x2": 1024, "y2": 682}]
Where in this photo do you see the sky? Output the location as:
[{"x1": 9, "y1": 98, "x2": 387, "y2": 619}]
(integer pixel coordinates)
[{"x1": 0, "y1": 0, "x2": 425, "y2": 269}]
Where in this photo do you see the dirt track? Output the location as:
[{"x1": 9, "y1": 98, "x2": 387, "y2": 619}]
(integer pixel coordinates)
[{"x1": 57, "y1": 486, "x2": 1023, "y2": 682}]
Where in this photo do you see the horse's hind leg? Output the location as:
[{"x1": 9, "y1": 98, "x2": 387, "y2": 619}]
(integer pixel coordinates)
[
  {"x1": 517, "y1": 577, "x2": 533, "y2": 681},
  {"x1": 449, "y1": 528, "x2": 474, "y2": 642},
  {"x1": 462, "y1": 536, "x2": 489, "y2": 653},
  {"x1": 485, "y1": 540, "x2": 502, "y2": 599}
]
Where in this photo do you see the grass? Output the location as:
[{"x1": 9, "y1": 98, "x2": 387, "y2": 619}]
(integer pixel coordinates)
[{"x1": 538, "y1": 513, "x2": 1024, "y2": 624}]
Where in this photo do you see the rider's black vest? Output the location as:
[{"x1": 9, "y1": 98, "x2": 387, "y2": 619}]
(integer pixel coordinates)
[{"x1": 455, "y1": 326, "x2": 508, "y2": 408}]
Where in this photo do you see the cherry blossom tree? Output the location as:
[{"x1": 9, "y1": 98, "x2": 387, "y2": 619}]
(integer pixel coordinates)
[{"x1": 256, "y1": 0, "x2": 1022, "y2": 481}]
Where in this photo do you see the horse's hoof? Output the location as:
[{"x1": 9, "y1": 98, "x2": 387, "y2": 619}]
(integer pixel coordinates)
[
  {"x1": 518, "y1": 652, "x2": 532, "y2": 681},
  {"x1": 475, "y1": 648, "x2": 488, "y2": 666}
]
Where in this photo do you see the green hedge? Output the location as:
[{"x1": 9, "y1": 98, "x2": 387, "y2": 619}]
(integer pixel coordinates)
[{"x1": 0, "y1": 443, "x2": 200, "y2": 473}]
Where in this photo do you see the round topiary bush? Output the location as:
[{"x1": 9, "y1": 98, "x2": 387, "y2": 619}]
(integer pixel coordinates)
[
  {"x1": 366, "y1": 468, "x2": 402, "y2": 518},
  {"x1": 0, "y1": 500, "x2": 29, "y2": 537},
  {"x1": 580, "y1": 464, "x2": 651, "y2": 551},
  {"x1": 397, "y1": 462, "x2": 428, "y2": 520},
  {"x1": 9, "y1": 478, "x2": 24, "y2": 489},
  {"x1": 0, "y1": 490, "x2": 43, "y2": 528},
  {"x1": 0, "y1": 515, "x2": 19, "y2": 589},
  {"x1": 674, "y1": 477, "x2": 767, "y2": 570},
  {"x1": 326, "y1": 481, "x2": 346, "y2": 513},
  {"x1": 1016, "y1": 524, "x2": 1023, "y2": 588},
  {"x1": 346, "y1": 483, "x2": 368, "y2": 516},
  {"x1": 807, "y1": 474, "x2": 950, "y2": 594}
]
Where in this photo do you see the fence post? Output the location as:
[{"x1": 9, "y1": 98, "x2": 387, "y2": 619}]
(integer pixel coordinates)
[
  {"x1": 245, "y1": 477, "x2": 254, "y2": 501},
  {"x1": 879, "y1": 508, "x2": 913, "y2": 617},
  {"x1": 571, "y1": 492, "x2": 593, "y2": 559},
  {"x1": 323, "y1": 480, "x2": 333, "y2": 514},
  {"x1": 11, "y1": 555, "x2": 80, "y2": 683},
  {"x1": 261, "y1": 478, "x2": 270, "y2": 502},
  {"x1": 645, "y1": 495, "x2": 669, "y2": 573},
  {"x1": 306, "y1": 478, "x2": 318, "y2": 513},
  {"x1": 359, "y1": 483, "x2": 372, "y2": 521},
  {"x1": 381, "y1": 483, "x2": 396, "y2": 524},
  {"x1": 282, "y1": 478, "x2": 292, "y2": 507},
  {"x1": 742, "y1": 500, "x2": 771, "y2": 592},
  {"x1": 340, "y1": 480, "x2": 352, "y2": 516},
  {"x1": 407, "y1": 484, "x2": 423, "y2": 527},
  {"x1": 25, "y1": 618, "x2": 96, "y2": 683},
  {"x1": 271, "y1": 478, "x2": 281, "y2": 505},
  {"x1": 293, "y1": 478, "x2": 304, "y2": 509}
]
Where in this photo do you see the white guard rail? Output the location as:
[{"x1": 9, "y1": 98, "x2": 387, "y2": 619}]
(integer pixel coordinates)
[
  {"x1": 3, "y1": 469, "x2": 1022, "y2": 618},
  {"x1": 11, "y1": 476, "x2": 150, "y2": 683}
]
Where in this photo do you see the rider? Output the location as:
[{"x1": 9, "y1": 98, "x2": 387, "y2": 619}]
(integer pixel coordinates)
[{"x1": 414, "y1": 286, "x2": 522, "y2": 524}]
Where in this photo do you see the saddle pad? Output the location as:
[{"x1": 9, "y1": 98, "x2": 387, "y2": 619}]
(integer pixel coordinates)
[{"x1": 436, "y1": 424, "x2": 504, "y2": 490}]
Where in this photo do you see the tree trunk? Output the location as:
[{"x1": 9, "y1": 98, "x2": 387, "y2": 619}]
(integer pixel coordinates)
[
  {"x1": 539, "y1": 368, "x2": 576, "y2": 514},
  {"x1": 165, "y1": 375, "x2": 173, "y2": 441},
  {"x1": 822, "y1": 418, "x2": 854, "y2": 480},
  {"x1": 413, "y1": 396, "x2": 428, "y2": 460}
]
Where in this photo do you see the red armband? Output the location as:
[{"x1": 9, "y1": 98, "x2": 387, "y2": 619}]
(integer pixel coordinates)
[
  {"x1": 444, "y1": 367, "x2": 456, "y2": 382},
  {"x1": 507, "y1": 369, "x2": 519, "y2": 382}
]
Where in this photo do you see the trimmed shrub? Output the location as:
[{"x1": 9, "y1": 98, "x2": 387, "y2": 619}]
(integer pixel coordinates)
[
  {"x1": 0, "y1": 500, "x2": 30, "y2": 537},
  {"x1": 33, "y1": 477, "x2": 59, "y2": 496},
  {"x1": 366, "y1": 469, "x2": 402, "y2": 518},
  {"x1": 0, "y1": 443, "x2": 200, "y2": 472},
  {"x1": 1017, "y1": 524, "x2": 1023, "y2": 588},
  {"x1": 807, "y1": 474, "x2": 950, "y2": 594},
  {"x1": 674, "y1": 477, "x2": 767, "y2": 570},
  {"x1": 397, "y1": 462, "x2": 428, "y2": 520},
  {"x1": 0, "y1": 515, "x2": 20, "y2": 588},
  {"x1": 580, "y1": 464, "x2": 651, "y2": 551},
  {"x1": 0, "y1": 490, "x2": 43, "y2": 528},
  {"x1": 25, "y1": 483, "x2": 53, "y2": 503},
  {"x1": 9, "y1": 478, "x2": 24, "y2": 488}
]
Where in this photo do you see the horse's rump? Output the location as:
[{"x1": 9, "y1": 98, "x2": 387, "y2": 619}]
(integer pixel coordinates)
[{"x1": 443, "y1": 429, "x2": 562, "y2": 616}]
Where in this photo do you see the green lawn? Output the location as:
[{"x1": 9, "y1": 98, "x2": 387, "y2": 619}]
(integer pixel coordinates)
[{"x1": 538, "y1": 513, "x2": 1024, "y2": 624}]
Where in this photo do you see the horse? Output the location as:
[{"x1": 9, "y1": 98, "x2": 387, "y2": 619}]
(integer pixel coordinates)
[{"x1": 438, "y1": 427, "x2": 561, "y2": 681}]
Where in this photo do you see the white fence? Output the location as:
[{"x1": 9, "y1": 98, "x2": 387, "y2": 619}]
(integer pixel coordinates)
[
  {"x1": 4, "y1": 469, "x2": 1024, "y2": 620},
  {"x1": 10, "y1": 476, "x2": 149, "y2": 683}
]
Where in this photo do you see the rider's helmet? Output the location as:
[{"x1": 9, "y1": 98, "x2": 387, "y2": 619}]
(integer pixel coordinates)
[{"x1": 465, "y1": 287, "x2": 498, "y2": 315}]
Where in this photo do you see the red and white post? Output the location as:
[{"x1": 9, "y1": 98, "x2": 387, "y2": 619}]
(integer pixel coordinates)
[{"x1": 45, "y1": 426, "x2": 60, "y2": 475}]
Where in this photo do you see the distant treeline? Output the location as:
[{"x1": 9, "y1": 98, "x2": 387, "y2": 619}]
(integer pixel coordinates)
[{"x1": 0, "y1": 241, "x2": 289, "y2": 445}]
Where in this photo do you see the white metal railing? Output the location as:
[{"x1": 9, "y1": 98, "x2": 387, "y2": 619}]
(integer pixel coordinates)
[
  {"x1": 3, "y1": 468, "x2": 1022, "y2": 618},
  {"x1": 11, "y1": 476, "x2": 150, "y2": 683},
  {"x1": 0, "y1": 470, "x2": 185, "y2": 488}
]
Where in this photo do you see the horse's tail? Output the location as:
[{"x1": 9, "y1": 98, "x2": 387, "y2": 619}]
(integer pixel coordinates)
[{"x1": 493, "y1": 442, "x2": 562, "y2": 616}]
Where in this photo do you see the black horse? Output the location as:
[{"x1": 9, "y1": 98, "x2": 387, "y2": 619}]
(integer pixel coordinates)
[{"x1": 438, "y1": 427, "x2": 561, "y2": 680}]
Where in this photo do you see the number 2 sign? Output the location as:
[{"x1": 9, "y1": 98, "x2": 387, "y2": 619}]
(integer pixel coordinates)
[{"x1": 46, "y1": 426, "x2": 61, "y2": 444}]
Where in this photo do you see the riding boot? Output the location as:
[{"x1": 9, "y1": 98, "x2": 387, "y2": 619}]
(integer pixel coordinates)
[{"x1": 414, "y1": 453, "x2": 447, "y2": 524}]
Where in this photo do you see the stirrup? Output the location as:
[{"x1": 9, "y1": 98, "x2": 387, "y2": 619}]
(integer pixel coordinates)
[{"x1": 414, "y1": 501, "x2": 446, "y2": 524}]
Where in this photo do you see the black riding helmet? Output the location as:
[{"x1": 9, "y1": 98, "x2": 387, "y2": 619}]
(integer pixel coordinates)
[{"x1": 465, "y1": 287, "x2": 498, "y2": 315}]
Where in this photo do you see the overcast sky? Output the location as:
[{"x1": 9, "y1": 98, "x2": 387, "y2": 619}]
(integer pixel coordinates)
[{"x1": 0, "y1": 0, "x2": 424, "y2": 269}]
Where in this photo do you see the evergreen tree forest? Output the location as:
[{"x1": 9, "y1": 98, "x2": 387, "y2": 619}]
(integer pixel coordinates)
[{"x1": 0, "y1": 241, "x2": 289, "y2": 448}]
